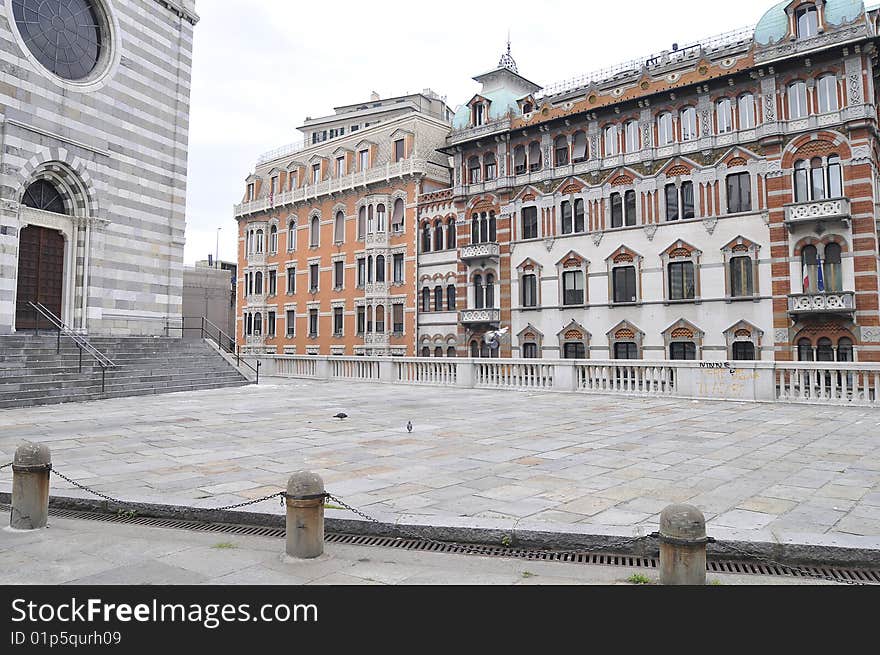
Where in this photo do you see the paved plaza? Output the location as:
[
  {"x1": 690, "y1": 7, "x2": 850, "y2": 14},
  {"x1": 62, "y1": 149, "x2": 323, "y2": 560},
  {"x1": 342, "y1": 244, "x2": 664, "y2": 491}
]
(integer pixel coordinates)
[{"x1": 1, "y1": 379, "x2": 880, "y2": 551}]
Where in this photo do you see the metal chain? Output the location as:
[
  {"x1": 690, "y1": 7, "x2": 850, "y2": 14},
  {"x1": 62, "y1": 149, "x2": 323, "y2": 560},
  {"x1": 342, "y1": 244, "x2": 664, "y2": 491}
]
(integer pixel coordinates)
[
  {"x1": 327, "y1": 493, "x2": 652, "y2": 557},
  {"x1": 210, "y1": 492, "x2": 285, "y2": 512},
  {"x1": 714, "y1": 540, "x2": 866, "y2": 586},
  {"x1": 51, "y1": 468, "x2": 127, "y2": 505}
]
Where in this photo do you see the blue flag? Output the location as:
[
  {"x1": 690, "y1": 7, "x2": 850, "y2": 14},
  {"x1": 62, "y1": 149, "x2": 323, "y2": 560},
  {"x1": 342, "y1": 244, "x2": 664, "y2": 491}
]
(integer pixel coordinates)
[{"x1": 816, "y1": 257, "x2": 825, "y2": 292}]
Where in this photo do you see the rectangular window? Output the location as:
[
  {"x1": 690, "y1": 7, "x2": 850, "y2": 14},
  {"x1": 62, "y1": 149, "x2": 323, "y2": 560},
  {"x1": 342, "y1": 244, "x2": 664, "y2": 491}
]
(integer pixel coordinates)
[
  {"x1": 308, "y1": 309, "x2": 318, "y2": 337},
  {"x1": 287, "y1": 268, "x2": 295, "y2": 294},
  {"x1": 522, "y1": 343, "x2": 538, "y2": 358},
  {"x1": 561, "y1": 201, "x2": 573, "y2": 234},
  {"x1": 393, "y1": 304, "x2": 404, "y2": 333},
  {"x1": 625, "y1": 122, "x2": 639, "y2": 153},
  {"x1": 730, "y1": 256, "x2": 754, "y2": 297},
  {"x1": 336, "y1": 157, "x2": 345, "y2": 177},
  {"x1": 356, "y1": 306, "x2": 365, "y2": 334},
  {"x1": 668, "y1": 261, "x2": 695, "y2": 300},
  {"x1": 670, "y1": 342, "x2": 697, "y2": 360},
  {"x1": 312, "y1": 163, "x2": 321, "y2": 184},
  {"x1": 356, "y1": 258, "x2": 365, "y2": 287},
  {"x1": 562, "y1": 271, "x2": 584, "y2": 305},
  {"x1": 727, "y1": 173, "x2": 751, "y2": 213},
  {"x1": 393, "y1": 254, "x2": 404, "y2": 284},
  {"x1": 268, "y1": 270, "x2": 277, "y2": 296},
  {"x1": 522, "y1": 274, "x2": 537, "y2": 307},
  {"x1": 394, "y1": 139, "x2": 405, "y2": 162},
  {"x1": 611, "y1": 193, "x2": 623, "y2": 228},
  {"x1": 333, "y1": 260, "x2": 344, "y2": 289},
  {"x1": 521, "y1": 206, "x2": 538, "y2": 240},
  {"x1": 665, "y1": 184, "x2": 679, "y2": 221},
  {"x1": 681, "y1": 182, "x2": 694, "y2": 219},
  {"x1": 286, "y1": 310, "x2": 295, "y2": 337},
  {"x1": 247, "y1": 183, "x2": 255, "y2": 200},
  {"x1": 614, "y1": 342, "x2": 638, "y2": 359},
  {"x1": 563, "y1": 343, "x2": 586, "y2": 359},
  {"x1": 267, "y1": 311, "x2": 276, "y2": 337},
  {"x1": 333, "y1": 307, "x2": 343, "y2": 335},
  {"x1": 717, "y1": 99, "x2": 733, "y2": 134},
  {"x1": 625, "y1": 190, "x2": 637, "y2": 226},
  {"x1": 359, "y1": 150, "x2": 369, "y2": 171},
  {"x1": 309, "y1": 264, "x2": 319, "y2": 292},
  {"x1": 613, "y1": 266, "x2": 637, "y2": 303}
]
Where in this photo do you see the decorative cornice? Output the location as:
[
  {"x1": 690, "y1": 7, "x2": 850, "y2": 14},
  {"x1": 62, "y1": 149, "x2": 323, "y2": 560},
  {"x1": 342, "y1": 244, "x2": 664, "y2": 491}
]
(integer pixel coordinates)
[{"x1": 154, "y1": 0, "x2": 199, "y2": 25}]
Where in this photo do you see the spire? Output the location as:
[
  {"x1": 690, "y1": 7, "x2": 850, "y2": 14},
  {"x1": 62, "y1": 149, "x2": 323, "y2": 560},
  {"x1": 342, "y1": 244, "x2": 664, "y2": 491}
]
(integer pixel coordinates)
[{"x1": 498, "y1": 32, "x2": 518, "y2": 73}]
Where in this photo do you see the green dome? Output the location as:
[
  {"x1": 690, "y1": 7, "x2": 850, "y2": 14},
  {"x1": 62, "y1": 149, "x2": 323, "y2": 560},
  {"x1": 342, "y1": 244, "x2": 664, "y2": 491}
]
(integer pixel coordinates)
[{"x1": 755, "y1": 0, "x2": 865, "y2": 45}]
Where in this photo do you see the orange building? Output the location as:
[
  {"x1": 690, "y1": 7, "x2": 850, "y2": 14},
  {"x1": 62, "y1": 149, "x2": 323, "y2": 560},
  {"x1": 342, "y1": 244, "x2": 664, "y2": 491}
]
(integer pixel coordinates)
[{"x1": 234, "y1": 91, "x2": 452, "y2": 356}]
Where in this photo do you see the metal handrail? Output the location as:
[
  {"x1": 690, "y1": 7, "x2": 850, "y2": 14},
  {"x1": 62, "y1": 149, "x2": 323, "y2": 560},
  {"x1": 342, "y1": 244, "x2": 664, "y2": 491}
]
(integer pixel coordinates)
[
  {"x1": 27, "y1": 302, "x2": 116, "y2": 392},
  {"x1": 164, "y1": 316, "x2": 260, "y2": 383}
]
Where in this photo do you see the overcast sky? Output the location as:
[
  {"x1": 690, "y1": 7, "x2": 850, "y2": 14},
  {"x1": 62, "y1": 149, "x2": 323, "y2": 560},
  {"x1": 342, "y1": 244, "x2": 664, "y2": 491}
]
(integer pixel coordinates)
[{"x1": 182, "y1": 0, "x2": 777, "y2": 265}]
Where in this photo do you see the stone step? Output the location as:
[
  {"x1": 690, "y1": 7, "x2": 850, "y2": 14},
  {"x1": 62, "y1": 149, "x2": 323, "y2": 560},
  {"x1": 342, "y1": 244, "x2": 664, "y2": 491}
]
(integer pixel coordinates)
[{"x1": 0, "y1": 371, "x2": 248, "y2": 398}]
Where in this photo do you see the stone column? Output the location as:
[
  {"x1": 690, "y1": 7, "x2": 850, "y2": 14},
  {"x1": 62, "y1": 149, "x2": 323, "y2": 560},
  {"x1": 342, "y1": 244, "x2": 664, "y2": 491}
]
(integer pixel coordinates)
[
  {"x1": 10, "y1": 442, "x2": 52, "y2": 530},
  {"x1": 285, "y1": 471, "x2": 325, "y2": 559}
]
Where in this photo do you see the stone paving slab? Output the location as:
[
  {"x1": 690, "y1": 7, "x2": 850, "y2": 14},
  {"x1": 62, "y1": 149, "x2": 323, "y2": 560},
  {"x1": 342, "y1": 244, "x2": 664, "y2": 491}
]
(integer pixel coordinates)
[{"x1": 0, "y1": 379, "x2": 879, "y2": 550}]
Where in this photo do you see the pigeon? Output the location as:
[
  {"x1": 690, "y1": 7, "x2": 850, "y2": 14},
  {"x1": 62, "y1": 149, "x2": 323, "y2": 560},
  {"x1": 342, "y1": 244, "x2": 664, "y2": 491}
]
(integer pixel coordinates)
[
  {"x1": 334, "y1": 413, "x2": 348, "y2": 419},
  {"x1": 406, "y1": 420, "x2": 413, "y2": 433}
]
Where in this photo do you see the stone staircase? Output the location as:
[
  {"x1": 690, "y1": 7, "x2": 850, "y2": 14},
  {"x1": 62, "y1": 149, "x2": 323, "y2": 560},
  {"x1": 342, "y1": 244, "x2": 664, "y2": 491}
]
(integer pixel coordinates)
[{"x1": 0, "y1": 335, "x2": 252, "y2": 409}]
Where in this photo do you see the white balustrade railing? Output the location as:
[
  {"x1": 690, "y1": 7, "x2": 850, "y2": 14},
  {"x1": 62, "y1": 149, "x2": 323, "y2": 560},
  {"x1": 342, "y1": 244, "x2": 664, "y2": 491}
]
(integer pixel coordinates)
[
  {"x1": 248, "y1": 355, "x2": 880, "y2": 406},
  {"x1": 787, "y1": 292, "x2": 855, "y2": 314}
]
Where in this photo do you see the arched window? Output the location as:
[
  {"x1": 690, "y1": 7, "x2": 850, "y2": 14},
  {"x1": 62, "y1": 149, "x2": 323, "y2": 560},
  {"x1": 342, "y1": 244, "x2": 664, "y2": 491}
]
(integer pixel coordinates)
[
  {"x1": 422, "y1": 223, "x2": 431, "y2": 252},
  {"x1": 484, "y1": 152, "x2": 497, "y2": 181},
  {"x1": 817, "y1": 75, "x2": 838, "y2": 113},
  {"x1": 254, "y1": 272, "x2": 263, "y2": 294},
  {"x1": 730, "y1": 255, "x2": 754, "y2": 297},
  {"x1": 574, "y1": 199, "x2": 585, "y2": 233},
  {"x1": 422, "y1": 288, "x2": 430, "y2": 312},
  {"x1": 554, "y1": 135, "x2": 569, "y2": 166},
  {"x1": 446, "y1": 284, "x2": 456, "y2": 311},
  {"x1": 603, "y1": 124, "x2": 619, "y2": 156},
  {"x1": 827, "y1": 155, "x2": 842, "y2": 197},
  {"x1": 561, "y1": 200, "x2": 573, "y2": 234},
  {"x1": 392, "y1": 198, "x2": 404, "y2": 231},
  {"x1": 255, "y1": 229, "x2": 264, "y2": 253},
  {"x1": 794, "y1": 160, "x2": 809, "y2": 202},
  {"x1": 738, "y1": 93, "x2": 756, "y2": 129},
  {"x1": 514, "y1": 145, "x2": 526, "y2": 174},
  {"x1": 470, "y1": 341, "x2": 479, "y2": 357},
  {"x1": 376, "y1": 204, "x2": 386, "y2": 231},
  {"x1": 802, "y1": 245, "x2": 819, "y2": 293},
  {"x1": 366, "y1": 306, "x2": 373, "y2": 333},
  {"x1": 422, "y1": 346, "x2": 431, "y2": 358},
  {"x1": 434, "y1": 346, "x2": 443, "y2": 358},
  {"x1": 624, "y1": 121, "x2": 639, "y2": 153},
  {"x1": 334, "y1": 211, "x2": 345, "y2": 243},
  {"x1": 446, "y1": 218, "x2": 456, "y2": 249},
  {"x1": 367, "y1": 205, "x2": 374, "y2": 233},
  {"x1": 489, "y1": 211, "x2": 497, "y2": 242},
  {"x1": 796, "y1": 4, "x2": 818, "y2": 39},
  {"x1": 468, "y1": 156, "x2": 481, "y2": 184},
  {"x1": 357, "y1": 207, "x2": 366, "y2": 240},
  {"x1": 470, "y1": 214, "x2": 479, "y2": 244},
  {"x1": 447, "y1": 346, "x2": 457, "y2": 358},
  {"x1": 788, "y1": 81, "x2": 808, "y2": 119},
  {"x1": 269, "y1": 225, "x2": 278, "y2": 253},
  {"x1": 309, "y1": 216, "x2": 319, "y2": 247},
  {"x1": 245, "y1": 313, "x2": 253, "y2": 336},
  {"x1": 528, "y1": 141, "x2": 542, "y2": 171},
  {"x1": 253, "y1": 312, "x2": 263, "y2": 336},
  {"x1": 824, "y1": 242, "x2": 842, "y2": 292},
  {"x1": 485, "y1": 273, "x2": 495, "y2": 308},
  {"x1": 288, "y1": 221, "x2": 297, "y2": 251},
  {"x1": 797, "y1": 338, "x2": 814, "y2": 361},
  {"x1": 375, "y1": 255, "x2": 385, "y2": 282},
  {"x1": 375, "y1": 306, "x2": 385, "y2": 333},
  {"x1": 810, "y1": 157, "x2": 825, "y2": 200},
  {"x1": 481, "y1": 341, "x2": 491, "y2": 359},
  {"x1": 473, "y1": 274, "x2": 484, "y2": 309},
  {"x1": 716, "y1": 98, "x2": 733, "y2": 134},
  {"x1": 433, "y1": 220, "x2": 443, "y2": 251},
  {"x1": 816, "y1": 337, "x2": 834, "y2": 362},
  {"x1": 22, "y1": 179, "x2": 67, "y2": 214},
  {"x1": 434, "y1": 286, "x2": 443, "y2": 312},
  {"x1": 572, "y1": 131, "x2": 588, "y2": 162},
  {"x1": 680, "y1": 107, "x2": 698, "y2": 141},
  {"x1": 657, "y1": 112, "x2": 674, "y2": 145}
]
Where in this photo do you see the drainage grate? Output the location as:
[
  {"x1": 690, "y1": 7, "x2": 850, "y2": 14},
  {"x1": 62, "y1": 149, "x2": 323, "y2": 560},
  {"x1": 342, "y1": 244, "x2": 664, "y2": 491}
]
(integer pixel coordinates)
[{"x1": 4, "y1": 504, "x2": 878, "y2": 583}]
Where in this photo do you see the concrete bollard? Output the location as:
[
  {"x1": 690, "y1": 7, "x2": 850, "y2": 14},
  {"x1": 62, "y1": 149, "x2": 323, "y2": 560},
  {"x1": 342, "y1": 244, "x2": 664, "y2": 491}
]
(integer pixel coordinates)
[
  {"x1": 10, "y1": 442, "x2": 52, "y2": 530},
  {"x1": 659, "y1": 504, "x2": 708, "y2": 585},
  {"x1": 285, "y1": 471, "x2": 325, "y2": 559}
]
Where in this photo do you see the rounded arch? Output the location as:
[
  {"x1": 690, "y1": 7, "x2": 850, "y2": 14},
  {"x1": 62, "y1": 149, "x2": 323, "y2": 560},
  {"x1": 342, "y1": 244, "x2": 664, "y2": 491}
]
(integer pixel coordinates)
[
  {"x1": 781, "y1": 130, "x2": 852, "y2": 168},
  {"x1": 792, "y1": 234, "x2": 850, "y2": 257},
  {"x1": 18, "y1": 160, "x2": 95, "y2": 218}
]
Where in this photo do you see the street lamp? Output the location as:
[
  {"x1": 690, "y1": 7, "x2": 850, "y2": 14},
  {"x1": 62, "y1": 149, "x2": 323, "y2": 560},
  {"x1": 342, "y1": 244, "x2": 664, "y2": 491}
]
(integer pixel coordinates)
[{"x1": 215, "y1": 227, "x2": 221, "y2": 269}]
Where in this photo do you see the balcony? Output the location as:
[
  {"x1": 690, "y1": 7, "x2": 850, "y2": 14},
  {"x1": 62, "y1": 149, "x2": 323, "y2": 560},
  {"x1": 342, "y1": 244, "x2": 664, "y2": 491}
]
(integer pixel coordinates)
[
  {"x1": 460, "y1": 242, "x2": 500, "y2": 262},
  {"x1": 784, "y1": 198, "x2": 850, "y2": 232},
  {"x1": 788, "y1": 291, "x2": 855, "y2": 316},
  {"x1": 365, "y1": 231, "x2": 389, "y2": 248},
  {"x1": 459, "y1": 308, "x2": 501, "y2": 326},
  {"x1": 364, "y1": 333, "x2": 390, "y2": 346},
  {"x1": 364, "y1": 281, "x2": 390, "y2": 296}
]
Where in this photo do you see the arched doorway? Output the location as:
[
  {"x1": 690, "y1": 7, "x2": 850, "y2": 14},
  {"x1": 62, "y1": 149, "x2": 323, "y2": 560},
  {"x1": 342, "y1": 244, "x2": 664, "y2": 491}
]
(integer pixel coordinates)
[{"x1": 15, "y1": 179, "x2": 70, "y2": 330}]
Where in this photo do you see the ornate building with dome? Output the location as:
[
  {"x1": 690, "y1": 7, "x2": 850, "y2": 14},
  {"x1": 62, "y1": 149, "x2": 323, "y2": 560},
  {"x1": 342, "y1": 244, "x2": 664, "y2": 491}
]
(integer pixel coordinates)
[
  {"x1": 0, "y1": 0, "x2": 198, "y2": 335},
  {"x1": 416, "y1": 0, "x2": 880, "y2": 362}
]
